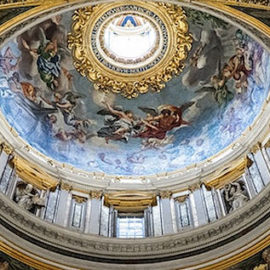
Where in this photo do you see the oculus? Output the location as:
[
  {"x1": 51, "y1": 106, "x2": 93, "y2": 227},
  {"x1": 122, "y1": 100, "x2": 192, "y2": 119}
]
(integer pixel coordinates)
[
  {"x1": 68, "y1": 2, "x2": 192, "y2": 98},
  {"x1": 101, "y1": 14, "x2": 160, "y2": 65}
]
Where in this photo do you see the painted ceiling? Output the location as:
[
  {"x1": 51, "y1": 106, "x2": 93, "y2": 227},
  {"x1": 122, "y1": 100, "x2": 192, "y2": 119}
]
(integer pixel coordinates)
[{"x1": 0, "y1": 4, "x2": 269, "y2": 176}]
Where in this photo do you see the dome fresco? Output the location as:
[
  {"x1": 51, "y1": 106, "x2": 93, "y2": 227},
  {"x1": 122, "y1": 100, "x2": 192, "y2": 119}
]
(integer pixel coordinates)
[{"x1": 0, "y1": 6, "x2": 269, "y2": 176}]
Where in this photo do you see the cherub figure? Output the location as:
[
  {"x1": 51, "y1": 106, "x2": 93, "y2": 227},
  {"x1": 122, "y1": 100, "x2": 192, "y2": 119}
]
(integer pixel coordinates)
[
  {"x1": 137, "y1": 101, "x2": 194, "y2": 140},
  {"x1": 222, "y1": 48, "x2": 252, "y2": 93},
  {"x1": 52, "y1": 92, "x2": 91, "y2": 129}
]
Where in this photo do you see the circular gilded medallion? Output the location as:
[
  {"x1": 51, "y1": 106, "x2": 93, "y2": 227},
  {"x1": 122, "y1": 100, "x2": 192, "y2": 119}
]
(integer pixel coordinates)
[{"x1": 68, "y1": 2, "x2": 192, "y2": 98}]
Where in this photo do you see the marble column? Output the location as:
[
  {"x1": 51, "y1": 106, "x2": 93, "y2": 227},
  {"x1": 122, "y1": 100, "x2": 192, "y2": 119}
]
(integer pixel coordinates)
[
  {"x1": 189, "y1": 192, "x2": 199, "y2": 227},
  {"x1": 209, "y1": 187, "x2": 222, "y2": 219},
  {"x1": 159, "y1": 191, "x2": 174, "y2": 235},
  {"x1": 242, "y1": 174, "x2": 256, "y2": 198},
  {"x1": 0, "y1": 150, "x2": 9, "y2": 180},
  {"x1": 170, "y1": 197, "x2": 178, "y2": 233},
  {"x1": 100, "y1": 203, "x2": 110, "y2": 237},
  {"x1": 152, "y1": 197, "x2": 162, "y2": 236},
  {"x1": 144, "y1": 207, "x2": 154, "y2": 237},
  {"x1": 36, "y1": 190, "x2": 47, "y2": 218},
  {"x1": 87, "y1": 190, "x2": 102, "y2": 235},
  {"x1": 0, "y1": 146, "x2": 15, "y2": 197},
  {"x1": 216, "y1": 189, "x2": 226, "y2": 217},
  {"x1": 84, "y1": 199, "x2": 92, "y2": 233},
  {"x1": 190, "y1": 187, "x2": 208, "y2": 226},
  {"x1": 5, "y1": 172, "x2": 18, "y2": 199},
  {"x1": 55, "y1": 186, "x2": 72, "y2": 227},
  {"x1": 108, "y1": 207, "x2": 117, "y2": 237},
  {"x1": 252, "y1": 149, "x2": 270, "y2": 185}
]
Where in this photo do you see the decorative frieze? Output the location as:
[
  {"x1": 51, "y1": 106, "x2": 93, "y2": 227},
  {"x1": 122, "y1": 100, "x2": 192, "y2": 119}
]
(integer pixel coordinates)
[{"x1": 1, "y1": 185, "x2": 270, "y2": 256}]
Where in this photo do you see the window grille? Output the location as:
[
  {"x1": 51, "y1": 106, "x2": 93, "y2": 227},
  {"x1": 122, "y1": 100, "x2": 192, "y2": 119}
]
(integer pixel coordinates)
[{"x1": 116, "y1": 214, "x2": 145, "y2": 238}]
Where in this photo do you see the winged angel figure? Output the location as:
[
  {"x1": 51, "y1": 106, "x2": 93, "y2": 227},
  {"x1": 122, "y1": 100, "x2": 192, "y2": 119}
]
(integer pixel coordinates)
[
  {"x1": 97, "y1": 101, "x2": 195, "y2": 147},
  {"x1": 137, "y1": 102, "x2": 194, "y2": 140},
  {"x1": 18, "y1": 18, "x2": 72, "y2": 91}
]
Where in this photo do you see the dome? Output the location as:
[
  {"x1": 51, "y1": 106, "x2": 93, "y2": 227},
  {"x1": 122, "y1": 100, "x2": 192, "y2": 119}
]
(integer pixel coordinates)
[{"x1": 0, "y1": 1, "x2": 269, "y2": 179}]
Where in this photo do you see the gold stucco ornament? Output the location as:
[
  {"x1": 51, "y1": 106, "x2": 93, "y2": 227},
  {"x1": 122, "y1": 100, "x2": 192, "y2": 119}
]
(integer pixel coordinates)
[{"x1": 68, "y1": 1, "x2": 192, "y2": 98}]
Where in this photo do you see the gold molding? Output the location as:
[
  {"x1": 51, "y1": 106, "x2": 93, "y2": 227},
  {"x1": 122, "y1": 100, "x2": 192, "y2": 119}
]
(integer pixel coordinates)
[
  {"x1": 72, "y1": 194, "x2": 87, "y2": 203},
  {"x1": 104, "y1": 191, "x2": 157, "y2": 212},
  {"x1": 12, "y1": 156, "x2": 59, "y2": 190},
  {"x1": 0, "y1": 0, "x2": 71, "y2": 10},
  {"x1": 1, "y1": 0, "x2": 270, "y2": 10},
  {"x1": 200, "y1": 1, "x2": 270, "y2": 37},
  {"x1": 0, "y1": 0, "x2": 40, "y2": 9},
  {"x1": 0, "y1": 240, "x2": 63, "y2": 270},
  {"x1": 68, "y1": 1, "x2": 192, "y2": 98},
  {"x1": 198, "y1": 234, "x2": 270, "y2": 270},
  {"x1": 204, "y1": 156, "x2": 252, "y2": 189},
  {"x1": 0, "y1": 1, "x2": 269, "y2": 269}
]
